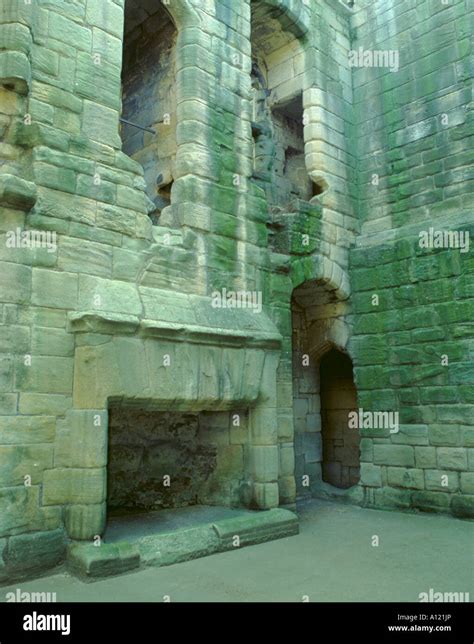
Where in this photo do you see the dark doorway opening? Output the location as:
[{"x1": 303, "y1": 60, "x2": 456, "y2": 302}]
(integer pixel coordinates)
[{"x1": 320, "y1": 349, "x2": 360, "y2": 489}]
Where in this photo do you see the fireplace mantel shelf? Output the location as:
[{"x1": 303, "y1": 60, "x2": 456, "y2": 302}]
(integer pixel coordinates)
[{"x1": 67, "y1": 310, "x2": 282, "y2": 350}]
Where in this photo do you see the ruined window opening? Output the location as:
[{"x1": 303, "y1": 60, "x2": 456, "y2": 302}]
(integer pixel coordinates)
[
  {"x1": 320, "y1": 349, "x2": 360, "y2": 489},
  {"x1": 272, "y1": 95, "x2": 312, "y2": 204},
  {"x1": 250, "y1": 3, "x2": 311, "y2": 210},
  {"x1": 121, "y1": 0, "x2": 177, "y2": 222}
]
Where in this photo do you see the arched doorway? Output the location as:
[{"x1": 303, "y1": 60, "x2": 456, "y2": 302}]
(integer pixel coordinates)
[
  {"x1": 320, "y1": 348, "x2": 359, "y2": 489},
  {"x1": 291, "y1": 274, "x2": 358, "y2": 497}
]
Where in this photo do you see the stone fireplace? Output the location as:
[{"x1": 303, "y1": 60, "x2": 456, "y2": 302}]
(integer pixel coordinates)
[
  {"x1": 57, "y1": 301, "x2": 301, "y2": 578},
  {"x1": 60, "y1": 294, "x2": 290, "y2": 548}
]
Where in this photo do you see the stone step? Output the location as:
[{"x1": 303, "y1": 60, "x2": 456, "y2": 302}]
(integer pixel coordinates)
[
  {"x1": 212, "y1": 507, "x2": 299, "y2": 547},
  {"x1": 66, "y1": 542, "x2": 140, "y2": 580},
  {"x1": 67, "y1": 508, "x2": 299, "y2": 579}
]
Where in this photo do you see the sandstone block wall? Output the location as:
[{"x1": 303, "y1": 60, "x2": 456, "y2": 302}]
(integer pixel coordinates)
[
  {"x1": 349, "y1": 0, "x2": 473, "y2": 516},
  {"x1": 0, "y1": 0, "x2": 472, "y2": 583}
]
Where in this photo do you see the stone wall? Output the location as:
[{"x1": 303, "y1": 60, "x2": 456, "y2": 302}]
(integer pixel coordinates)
[
  {"x1": 0, "y1": 0, "x2": 472, "y2": 584},
  {"x1": 349, "y1": 0, "x2": 473, "y2": 516},
  {"x1": 0, "y1": 0, "x2": 287, "y2": 583},
  {"x1": 291, "y1": 302, "x2": 321, "y2": 498}
]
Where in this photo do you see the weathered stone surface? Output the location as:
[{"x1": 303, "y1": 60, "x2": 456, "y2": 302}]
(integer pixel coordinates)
[
  {"x1": 214, "y1": 507, "x2": 299, "y2": 547},
  {"x1": 0, "y1": 0, "x2": 472, "y2": 585},
  {"x1": 460, "y1": 473, "x2": 474, "y2": 495},
  {"x1": 0, "y1": 444, "x2": 53, "y2": 486},
  {"x1": 450, "y1": 495, "x2": 474, "y2": 519},
  {"x1": 0, "y1": 486, "x2": 61, "y2": 538},
  {"x1": 0, "y1": 538, "x2": 7, "y2": 583},
  {"x1": 67, "y1": 508, "x2": 298, "y2": 576},
  {"x1": 412, "y1": 491, "x2": 451, "y2": 513},
  {"x1": 139, "y1": 525, "x2": 219, "y2": 567},
  {"x1": 391, "y1": 425, "x2": 429, "y2": 446},
  {"x1": 78, "y1": 275, "x2": 141, "y2": 315},
  {"x1": 72, "y1": 329, "x2": 274, "y2": 409},
  {"x1": 67, "y1": 542, "x2": 140, "y2": 578},
  {"x1": 387, "y1": 467, "x2": 424, "y2": 490},
  {"x1": 425, "y1": 470, "x2": 459, "y2": 492},
  {"x1": 437, "y1": 448, "x2": 468, "y2": 471},
  {"x1": 0, "y1": 51, "x2": 31, "y2": 94},
  {"x1": 4, "y1": 529, "x2": 66, "y2": 576},
  {"x1": 0, "y1": 262, "x2": 31, "y2": 304},
  {"x1": 414, "y1": 446, "x2": 437, "y2": 469},
  {"x1": 18, "y1": 393, "x2": 71, "y2": 416},
  {"x1": 31, "y1": 326, "x2": 74, "y2": 357},
  {"x1": 56, "y1": 410, "x2": 108, "y2": 468},
  {"x1": 82, "y1": 100, "x2": 121, "y2": 148},
  {"x1": 0, "y1": 174, "x2": 36, "y2": 209},
  {"x1": 373, "y1": 445, "x2": 415, "y2": 467},
  {"x1": 249, "y1": 446, "x2": 279, "y2": 482},
  {"x1": 65, "y1": 503, "x2": 106, "y2": 541},
  {"x1": 33, "y1": 186, "x2": 96, "y2": 225},
  {"x1": 32, "y1": 268, "x2": 78, "y2": 308},
  {"x1": 15, "y1": 355, "x2": 74, "y2": 394},
  {"x1": 360, "y1": 463, "x2": 382, "y2": 487},
  {"x1": 373, "y1": 487, "x2": 412, "y2": 509},
  {"x1": 253, "y1": 482, "x2": 279, "y2": 509},
  {"x1": 0, "y1": 415, "x2": 55, "y2": 444},
  {"x1": 42, "y1": 468, "x2": 106, "y2": 505}
]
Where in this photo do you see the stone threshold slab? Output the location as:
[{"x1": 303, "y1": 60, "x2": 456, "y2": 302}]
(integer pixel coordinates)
[{"x1": 66, "y1": 508, "x2": 299, "y2": 580}]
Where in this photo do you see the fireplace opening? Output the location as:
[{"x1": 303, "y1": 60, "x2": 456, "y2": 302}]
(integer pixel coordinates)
[
  {"x1": 106, "y1": 407, "x2": 248, "y2": 519},
  {"x1": 320, "y1": 349, "x2": 360, "y2": 489}
]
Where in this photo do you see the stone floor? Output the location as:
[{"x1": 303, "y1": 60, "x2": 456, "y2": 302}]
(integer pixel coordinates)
[{"x1": 1, "y1": 499, "x2": 472, "y2": 602}]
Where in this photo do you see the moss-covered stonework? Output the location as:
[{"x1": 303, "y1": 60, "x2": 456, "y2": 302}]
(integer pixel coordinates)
[{"x1": 0, "y1": 0, "x2": 472, "y2": 582}]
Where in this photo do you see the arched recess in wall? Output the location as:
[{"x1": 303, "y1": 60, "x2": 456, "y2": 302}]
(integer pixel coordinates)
[
  {"x1": 250, "y1": 0, "x2": 320, "y2": 210},
  {"x1": 120, "y1": 0, "x2": 197, "y2": 225},
  {"x1": 291, "y1": 273, "x2": 359, "y2": 496},
  {"x1": 319, "y1": 347, "x2": 359, "y2": 489}
]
